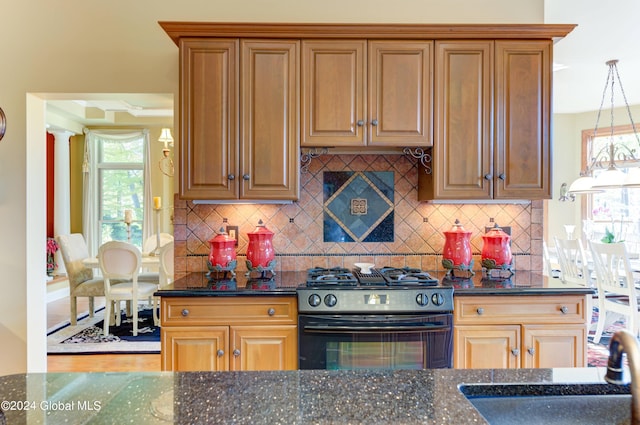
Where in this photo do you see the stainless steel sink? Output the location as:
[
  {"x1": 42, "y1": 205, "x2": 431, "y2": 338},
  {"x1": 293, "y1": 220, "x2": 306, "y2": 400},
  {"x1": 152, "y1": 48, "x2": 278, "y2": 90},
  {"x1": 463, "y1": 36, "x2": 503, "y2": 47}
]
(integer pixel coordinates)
[{"x1": 459, "y1": 383, "x2": 632, "y2": 425}]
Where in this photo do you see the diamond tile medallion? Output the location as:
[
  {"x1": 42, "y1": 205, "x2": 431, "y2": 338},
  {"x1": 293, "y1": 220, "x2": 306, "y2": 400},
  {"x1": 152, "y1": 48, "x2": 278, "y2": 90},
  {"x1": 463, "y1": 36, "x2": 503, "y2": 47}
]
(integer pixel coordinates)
[{"x1": 323, "y1": 171, "x2": 394, "y2": 242}]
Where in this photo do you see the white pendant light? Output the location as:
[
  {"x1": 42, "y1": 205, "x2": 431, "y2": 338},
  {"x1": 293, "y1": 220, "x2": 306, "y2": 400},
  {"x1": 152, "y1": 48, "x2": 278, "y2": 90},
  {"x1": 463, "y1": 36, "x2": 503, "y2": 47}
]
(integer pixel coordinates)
[
  {"x1": 624, "y1": 167, "x2": 640, "y2": 187},
  {"x1": 567, "y1": 60, "x2": 640, "y2": 194},
  {"x1": 592, "y1": 167, "x2": 626, "y2": 188},
  {"x1": 568, "y1": 176, "x2": 604, "y2": 194}
]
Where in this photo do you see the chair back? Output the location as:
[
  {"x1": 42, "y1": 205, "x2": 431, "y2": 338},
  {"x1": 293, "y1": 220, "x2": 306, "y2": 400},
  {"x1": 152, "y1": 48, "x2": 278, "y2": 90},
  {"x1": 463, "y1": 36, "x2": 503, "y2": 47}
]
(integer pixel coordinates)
[
  {"x1": 158, "y1": 241, "x2": 175, "y2": 288},
  {"x1": 554, "y1": 237, "x2": 589, "y2": 285},
  {"x1": 589, "y1": 241, "x2": 637, "y2": 300},
  {"x1": 55, "y1": 233, "x2": 94, "y2": 288},
  {"x1": 98, "y1": 241, "x2": 141, "y2": 293},
  {"x1": 143, "y1": 233, "x2": 174, "y2": 254}
]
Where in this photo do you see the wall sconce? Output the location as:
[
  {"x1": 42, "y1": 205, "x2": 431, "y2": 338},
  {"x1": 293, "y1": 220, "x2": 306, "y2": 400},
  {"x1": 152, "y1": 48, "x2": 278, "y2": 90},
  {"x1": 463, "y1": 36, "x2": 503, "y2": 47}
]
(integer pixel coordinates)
[
  {"x1": 158, "y1": 128, "x2": 174, "y2": 177},
  {"x1": 558, "y1": 183, "x2": 575, "y2": 202}
]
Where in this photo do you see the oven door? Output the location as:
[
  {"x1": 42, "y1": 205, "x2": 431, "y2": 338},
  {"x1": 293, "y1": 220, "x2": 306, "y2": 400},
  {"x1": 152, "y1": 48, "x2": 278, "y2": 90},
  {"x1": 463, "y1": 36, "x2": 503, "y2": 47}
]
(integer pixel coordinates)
[{"x1": 298, "y1": 313, "x2": 453, "y2": 370}]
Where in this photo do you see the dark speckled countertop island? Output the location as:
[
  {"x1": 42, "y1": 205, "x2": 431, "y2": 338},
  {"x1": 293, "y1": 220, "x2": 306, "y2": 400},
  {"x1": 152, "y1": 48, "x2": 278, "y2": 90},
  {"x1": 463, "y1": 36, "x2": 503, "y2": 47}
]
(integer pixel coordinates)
[
  {"x1": 0, "y1": 368, "x2": 626, "y2": 424},
  {"x1": 155, "y1": 270, "x2": 594, "y2": 297}
]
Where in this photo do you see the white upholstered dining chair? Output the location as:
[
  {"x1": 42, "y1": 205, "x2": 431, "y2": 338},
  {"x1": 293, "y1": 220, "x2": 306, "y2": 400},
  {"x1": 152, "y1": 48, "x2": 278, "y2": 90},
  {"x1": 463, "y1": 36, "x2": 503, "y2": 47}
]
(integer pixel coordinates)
[
  {"x1": 55, "y1": 233, "x2": 106, "y2": 325},
  {"x1": 153, "y1": 241, "x2": 174, "y2": 326},
  {"x1": 98, "y1": 241, "x2": 158, "y2": 336},
  {"x1": 589, "y1": 241, "x2": 640, "y2": 343}
]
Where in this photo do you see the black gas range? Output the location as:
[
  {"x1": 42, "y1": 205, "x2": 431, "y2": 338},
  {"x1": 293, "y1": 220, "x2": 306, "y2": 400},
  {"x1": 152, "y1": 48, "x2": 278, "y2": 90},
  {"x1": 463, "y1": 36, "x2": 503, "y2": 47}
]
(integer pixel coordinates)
[
  {"x1": 297, "y1": 266, "x2": 453, "y2": 314},
  {"x1": 297, "y1": 266, "x2": 454, "y2": 370}
]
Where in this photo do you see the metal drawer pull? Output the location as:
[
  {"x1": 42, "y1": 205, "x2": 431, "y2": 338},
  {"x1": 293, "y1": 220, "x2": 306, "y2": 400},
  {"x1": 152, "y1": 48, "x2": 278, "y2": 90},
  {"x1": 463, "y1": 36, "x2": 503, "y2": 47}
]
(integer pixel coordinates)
[
  {"x1": 560, "y1": 306, "x2": 569, "y2": 314},
  {"x1": 228, "y1": 174, "x2": 235, "y2": 180},
  {"x1": 528, "y1": 347, "x2": 535, "y2": 355},
  {"x1": 511, "y1": 348, "x2": 520, "y2": 356},
  {"x1": 233, "y1": 349, "x2": 241, "y2": 357},
  {"x1": 181, "y1": 309, "x2": 189, "y2": 317},
  {"x1": 267, "y1": 308, "x2": 276, "y2": 316},
  {"x1": 243, "y1": 174, "x2": 250, "y2": 180},
  {"x1": 217, "y1": 349, "x2": 224, "y2": 357},
  {"x1": 371, "y1": 119, "x2": 379, "y2": 126},
  {"x1": 357, "y1": 120, "x2": 364, "y2": 126},
  {"x1": 498, "y1": 173, "x2": 506, "y2": 180},
  {"x1": 476, "y1": 307, "x2": 484, "y2": 315},
  {"x1": 484, "y1": 174, "x2": 492, "y2": 180}
]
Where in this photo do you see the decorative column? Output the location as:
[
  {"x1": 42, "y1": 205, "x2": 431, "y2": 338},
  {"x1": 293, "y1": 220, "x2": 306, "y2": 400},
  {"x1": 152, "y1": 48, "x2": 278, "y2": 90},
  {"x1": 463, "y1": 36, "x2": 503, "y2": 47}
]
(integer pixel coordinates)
[{"x1": 51, "y1": 130, "x2": 74, "y2": 275}]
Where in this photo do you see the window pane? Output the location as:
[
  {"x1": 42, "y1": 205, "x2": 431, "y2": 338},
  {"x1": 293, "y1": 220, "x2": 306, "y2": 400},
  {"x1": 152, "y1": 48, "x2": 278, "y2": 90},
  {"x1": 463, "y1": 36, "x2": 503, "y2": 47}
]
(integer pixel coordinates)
[
  {"x1": 100, "y1": 138, "x2": 144, "y2": 163},
  {"x1": 100, "y1": 169, "x2": 144, "y2": 246}
]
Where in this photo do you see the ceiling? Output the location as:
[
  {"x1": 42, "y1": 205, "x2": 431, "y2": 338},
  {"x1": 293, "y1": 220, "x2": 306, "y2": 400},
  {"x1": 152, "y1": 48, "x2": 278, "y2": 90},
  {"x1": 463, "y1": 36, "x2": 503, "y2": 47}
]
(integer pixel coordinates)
[{"x1": 44, "y1": 1, "x2": 640, "y2": 130}]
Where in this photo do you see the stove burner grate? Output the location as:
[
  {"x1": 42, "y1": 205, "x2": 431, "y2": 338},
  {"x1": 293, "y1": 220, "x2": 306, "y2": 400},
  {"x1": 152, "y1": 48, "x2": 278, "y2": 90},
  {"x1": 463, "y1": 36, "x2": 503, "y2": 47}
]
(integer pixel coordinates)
[
  {"x1": 306, "y1": 267, "x2": 357, "y2": 286},
  {"x1": 378, "y1": 267, "x2": 438, "y2": 286}
]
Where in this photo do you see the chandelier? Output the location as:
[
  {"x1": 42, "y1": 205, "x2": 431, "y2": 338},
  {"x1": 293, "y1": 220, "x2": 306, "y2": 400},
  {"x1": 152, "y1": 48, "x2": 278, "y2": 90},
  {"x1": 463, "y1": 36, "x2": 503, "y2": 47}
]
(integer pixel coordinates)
[{"x1": 568, "y1": 60, "x2": 640, "y2": 194}]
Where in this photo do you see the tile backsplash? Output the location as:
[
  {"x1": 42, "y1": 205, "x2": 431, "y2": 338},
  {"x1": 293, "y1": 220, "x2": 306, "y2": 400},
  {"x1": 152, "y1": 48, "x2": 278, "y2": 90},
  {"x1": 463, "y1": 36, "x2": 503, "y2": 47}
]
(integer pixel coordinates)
[{"x1": 173, "y1": 153, "x2": 542, "y2": 280}]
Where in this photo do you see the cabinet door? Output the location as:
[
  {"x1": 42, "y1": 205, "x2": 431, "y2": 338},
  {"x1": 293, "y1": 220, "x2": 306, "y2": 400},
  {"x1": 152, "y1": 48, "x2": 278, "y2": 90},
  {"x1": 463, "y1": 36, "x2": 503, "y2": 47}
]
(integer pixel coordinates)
[
  {"x1": 494, "y1": 40, "x2": 551, "y2": 199},
  {"x1": 179, "y1": 39, "x2": 238, "y2": 199},
  {"x1": 301, "y1": 40, "x2": 366, "y2": 146},
  {"x1": 522, "y1": 324, "x2": 586, "y2": 368},
  {"x1": 231, "y1": 325, "x2": 298, "y2": 371},
  {"x1": 454, "y1": 325, "x2": 520, "y2": 369},
  {"x1": 241, "y1": 40, "x2": 299, "y2": 200},
  {"x1": 420, "y1": 41, "x2": 493, "y2": 200},
  {"x1": 368, "y1": 41, "x2": 433, "y2": 146},
  {"x1": 161, "y1": 326, "x2": 229, "y2": 371}
]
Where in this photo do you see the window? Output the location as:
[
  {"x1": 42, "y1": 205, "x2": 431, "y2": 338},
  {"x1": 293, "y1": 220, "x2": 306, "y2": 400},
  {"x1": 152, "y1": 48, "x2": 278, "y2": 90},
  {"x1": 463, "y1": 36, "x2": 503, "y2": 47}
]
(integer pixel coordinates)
[
  {"x1": 83, "y1": 129, "x2": 151, "y2": 256},
  {"x1": 97, "y1": 136, "x2": 145, "y2": 248},
  {"x1": 582, "y1": 124, "x2": 640, "y2": 243}
]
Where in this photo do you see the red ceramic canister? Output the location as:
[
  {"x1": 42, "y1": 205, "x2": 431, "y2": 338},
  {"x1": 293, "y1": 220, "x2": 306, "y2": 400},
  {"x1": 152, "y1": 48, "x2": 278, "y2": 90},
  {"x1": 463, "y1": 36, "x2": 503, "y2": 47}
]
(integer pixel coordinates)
[
  {"x1": 442, "y1": 219, "x2": 473, "y2": 267},
  {"x1": 208, "y1": 227, "x2": 237, "y2": 268},
  {"x1": 246, "y1": 220, "x2": 275, "y2": 268},
  {"x1": 481, "y1": 224, "x2": 512, "y2": 267}
]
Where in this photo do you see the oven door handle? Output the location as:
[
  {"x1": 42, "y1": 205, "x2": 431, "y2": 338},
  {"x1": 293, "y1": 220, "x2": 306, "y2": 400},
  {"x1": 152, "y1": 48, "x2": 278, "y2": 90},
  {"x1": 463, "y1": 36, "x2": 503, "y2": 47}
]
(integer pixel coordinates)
[{"x1": 303, "y1": 324, "x2": 450, "y2": 333}]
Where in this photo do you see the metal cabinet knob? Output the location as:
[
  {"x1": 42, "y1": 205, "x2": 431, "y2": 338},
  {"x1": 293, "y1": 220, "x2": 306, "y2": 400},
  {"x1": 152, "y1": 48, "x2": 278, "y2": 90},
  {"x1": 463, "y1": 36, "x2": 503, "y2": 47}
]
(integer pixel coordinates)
[
  {"x1": 357, "y1": 120, "x2": 364, "y2": 126},
  {"x1": 560, "y1": 306, "x2": 569, "y2": 314},
  {"x1": 217, "y1": 349, "x2": 224, "y2": 357},
  {"x1": 371, "y1": 119, "x2": 379, "y2": 126},
  {"x1": 267, "y1": 308, "x2": 276, "y2": 316},
  {"x1": 511, "y1": 348, "x2": 520, "y2": 357},
  {"x1": 476, "y1": 307, "x2": 484, "y2": 315},
  {"x1": 181, "y1": 309, "x2": 189, "y2": 317},
  {"x1": 233, "y1": 349, "x2": 241, "y2": 357},
  {"x1": 527, "y1": 347, "x2": 536, "y2": 356},
  {"x1": 484, "y1": 174, "x2": 492, "y2": 180},
  {"x1": 243, "y1": 174, "x2": 250, "y2": 180},
  {"x1": 228, "y1": 174, "x2": 235, "y2": 180},
  {"x1": 498, "y1": 173, "x2": 506, "y2": 180}
]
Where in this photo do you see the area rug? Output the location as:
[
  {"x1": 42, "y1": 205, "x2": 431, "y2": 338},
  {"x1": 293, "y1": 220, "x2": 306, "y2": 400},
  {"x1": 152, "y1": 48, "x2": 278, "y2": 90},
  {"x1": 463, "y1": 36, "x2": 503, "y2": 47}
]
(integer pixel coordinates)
[{"x1": 47, "y1": 307, "x2": 160, "y2": 354}]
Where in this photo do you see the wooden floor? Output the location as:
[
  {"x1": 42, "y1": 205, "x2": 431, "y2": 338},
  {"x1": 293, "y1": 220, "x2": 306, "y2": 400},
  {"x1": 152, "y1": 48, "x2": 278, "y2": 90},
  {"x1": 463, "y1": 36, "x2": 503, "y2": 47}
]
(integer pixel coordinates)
[{"x1": 47, "y1": 295, "x2": 161, "y2": 373}]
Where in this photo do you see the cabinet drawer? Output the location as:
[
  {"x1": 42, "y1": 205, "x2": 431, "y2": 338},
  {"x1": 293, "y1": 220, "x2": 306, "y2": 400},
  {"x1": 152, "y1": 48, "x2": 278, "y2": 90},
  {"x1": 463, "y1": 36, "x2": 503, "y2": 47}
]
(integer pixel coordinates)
[
  {"x1": 162, "y1": 296, "x2": 297, "y2": 326},
  {"x1": 454, "y1": 295, "x2": 587, "y2": 325}
]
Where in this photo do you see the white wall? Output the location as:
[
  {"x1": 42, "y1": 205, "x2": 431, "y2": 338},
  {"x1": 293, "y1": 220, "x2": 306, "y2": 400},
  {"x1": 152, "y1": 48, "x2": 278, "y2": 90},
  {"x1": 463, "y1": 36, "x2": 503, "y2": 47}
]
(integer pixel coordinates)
[{"x1": 0, "y1": 0, "x2": 544, "y2": 375}]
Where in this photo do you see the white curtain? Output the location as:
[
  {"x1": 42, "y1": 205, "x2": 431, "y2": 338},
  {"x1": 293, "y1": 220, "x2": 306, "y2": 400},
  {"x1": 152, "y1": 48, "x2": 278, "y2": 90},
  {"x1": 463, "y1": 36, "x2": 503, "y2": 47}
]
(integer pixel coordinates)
[{"x1": 82, "y1": 129, "x2": 152, "y2": 257}]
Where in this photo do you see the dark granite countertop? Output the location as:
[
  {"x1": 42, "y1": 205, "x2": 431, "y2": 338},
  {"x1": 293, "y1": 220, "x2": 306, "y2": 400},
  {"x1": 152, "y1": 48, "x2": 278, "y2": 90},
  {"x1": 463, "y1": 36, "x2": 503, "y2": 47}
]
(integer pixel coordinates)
[
  {"x1": 155, "y1": 270, "x2": 594, "y2": 297},
  {"x1": 0, "y1": 368, "x2": 624, "y2": 424}
]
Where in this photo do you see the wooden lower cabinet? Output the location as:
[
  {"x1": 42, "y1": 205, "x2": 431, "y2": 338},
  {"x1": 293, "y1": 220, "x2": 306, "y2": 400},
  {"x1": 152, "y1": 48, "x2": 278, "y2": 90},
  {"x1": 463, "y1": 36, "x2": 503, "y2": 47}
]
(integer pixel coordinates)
[
  {"x1": 454, "y1": 295, "x2": 588, "y2": 369},
  {"x1": 161, "y1": 296, "x2": 298, "y2": 371}
]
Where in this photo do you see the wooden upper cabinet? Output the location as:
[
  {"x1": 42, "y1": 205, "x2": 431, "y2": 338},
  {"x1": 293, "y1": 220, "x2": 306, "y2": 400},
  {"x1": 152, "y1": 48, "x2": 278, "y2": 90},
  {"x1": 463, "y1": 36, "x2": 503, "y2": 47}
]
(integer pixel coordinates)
[
  {"x1": 301, "y1": 40, "x2": 366, "y2": 146},
  {"x1": 420, "y1": 41, "x2": 493, "y2": 200},
  {"x1": 240, "y1": 40, "x2": 300, "y2": 200},
  {"x1": 420, "y1": 39, "x2": 552, "y2": 201},
  {"x1": 179, "y1": 39, "x2": 238, "y2": 200},
  {"x1": 368, "y1": 41, "x2": 433, "y2": 146},
  {"x1": 494, "y1": 40, "x2": 551, "y2": 199},
  {"x1": 301, "y1": 39, "x2": 432, "y2": 147},
  {"x1": 179, "y1": 38, "x2": 299, "y2": 201}
]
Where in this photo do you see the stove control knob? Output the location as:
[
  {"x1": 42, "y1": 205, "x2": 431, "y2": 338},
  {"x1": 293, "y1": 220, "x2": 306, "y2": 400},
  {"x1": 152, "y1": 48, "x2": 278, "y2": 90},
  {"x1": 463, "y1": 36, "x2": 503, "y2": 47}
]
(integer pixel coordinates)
[
  {"x1": 431, "y1": 292, "x2": 445, "y2": 306},
  {"x1": 324, "y1": 294, "x2": 338, "y2": 307},
  {"x1": 416, "y1": 293, "x2": 429, "y2": 306},
  {"x1": 308, "y1": 294, "x2": 322, "y2": 307}
]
